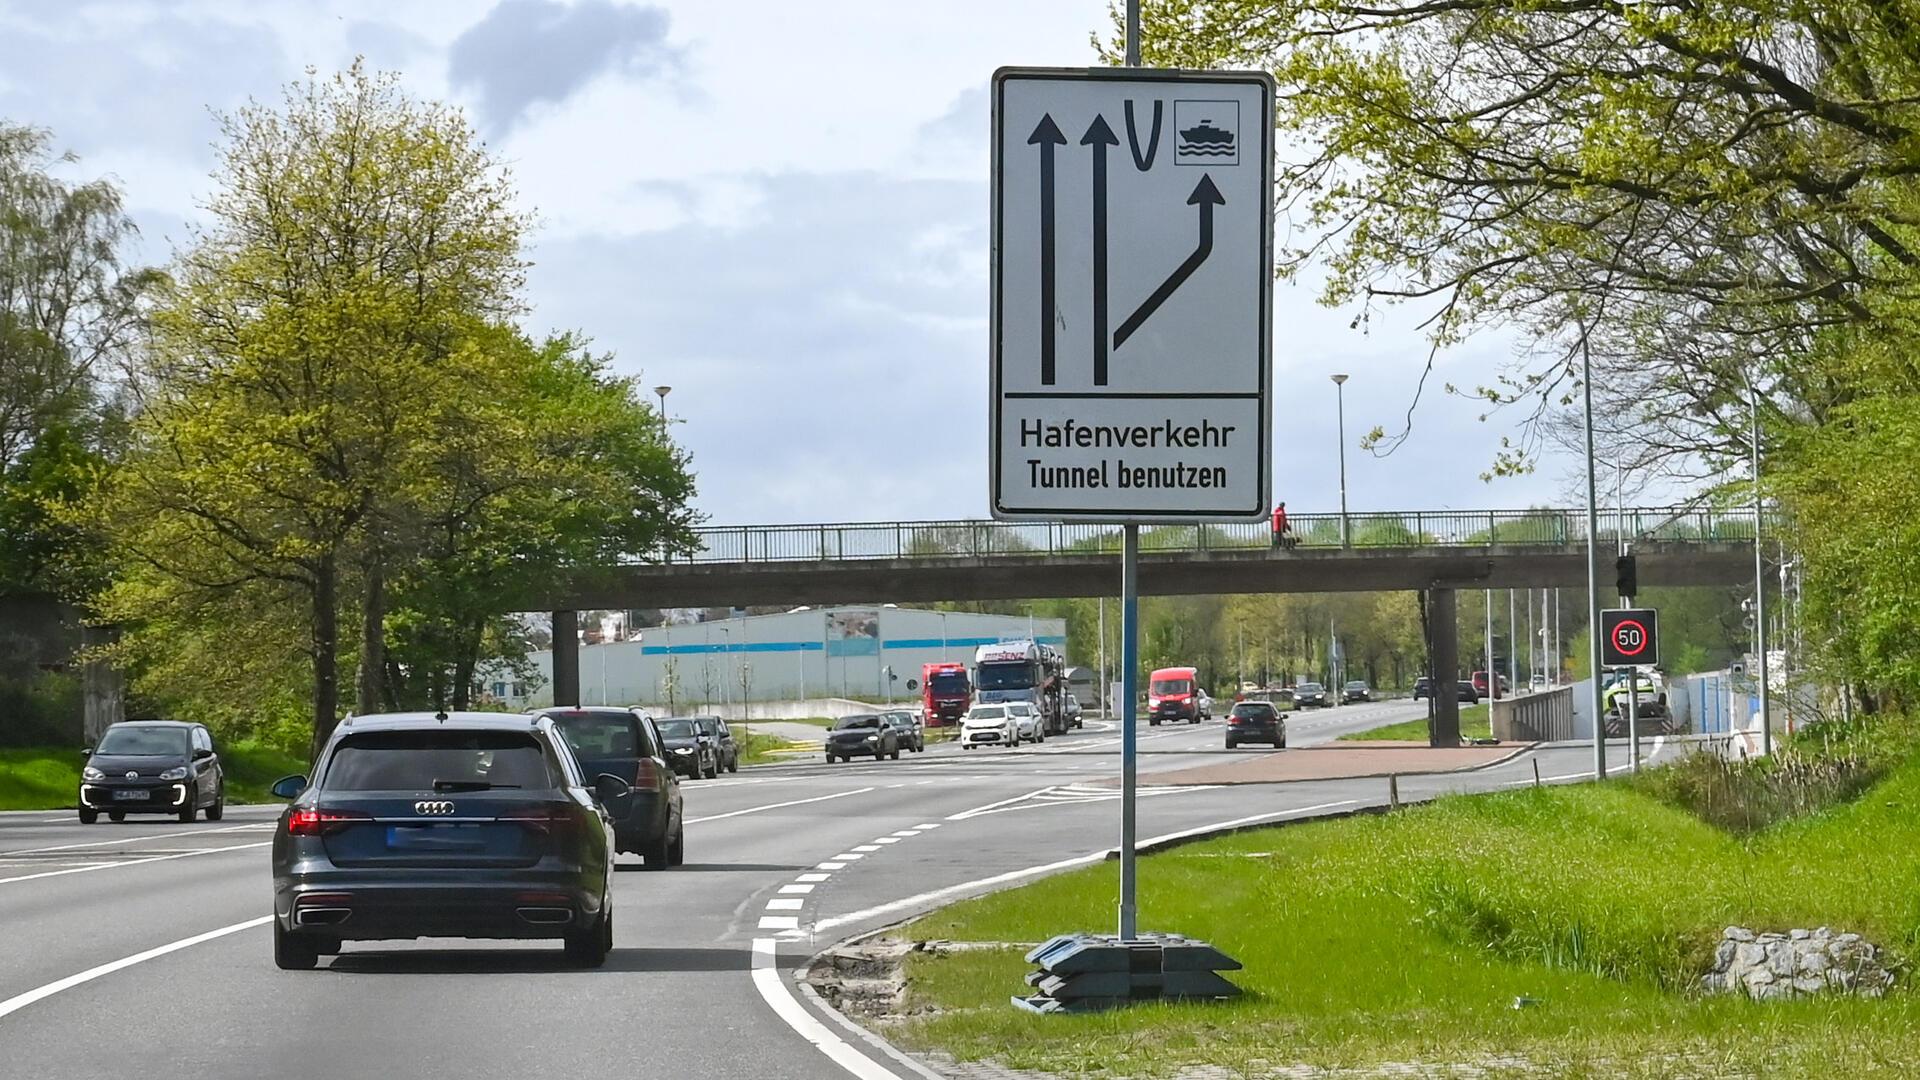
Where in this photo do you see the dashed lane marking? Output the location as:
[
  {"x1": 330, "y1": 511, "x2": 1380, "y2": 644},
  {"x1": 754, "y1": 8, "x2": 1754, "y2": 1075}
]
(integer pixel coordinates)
[{"x1": 686, "y1": 787, "x2": 877, "y2": 825}]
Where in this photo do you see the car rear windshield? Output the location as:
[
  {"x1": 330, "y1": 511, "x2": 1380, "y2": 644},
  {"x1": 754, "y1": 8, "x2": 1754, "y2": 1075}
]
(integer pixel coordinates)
[
  {"x1": 96, "y1": 726, "x2": 190, "y2": 756},
  {"x1": 550, "y1": 710, "x2": 647, "y2": 758},
  {"x1": 1231, "y1": 704, "x2": 1277, "y2": 719},
  {"x1": 835, "y1": 715, "x2": 881, "y2": 731},
  {"x1": 1150, "y1": 678, "x2": 1192, "y2": 695},
  {"x1": 324, "y1": 730, "x2": 557, "y2": 791}
]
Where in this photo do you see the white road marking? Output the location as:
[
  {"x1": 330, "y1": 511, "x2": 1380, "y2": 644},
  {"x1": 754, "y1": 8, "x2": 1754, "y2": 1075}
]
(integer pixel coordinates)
[
  {"x1": 873, "y1": 837, "x2": 900, "y2": 845},
  {"x1": 0, "y1": 841, "x2": 270, "y2": 888},
  {"x1": 758, "y1": 916, "x2": 800, "y2": 930},
  {"x1": 0, "y1": 821, "x2": 271, "y2": 858},
  {"x1": 0, "y1": 915, "x2": 271, "y2": 1023},
  {"x1": 913, "y1": 823, "x2": 941, "y2": 830},
  {"x1": 752, "y1": 938, "x2": 902, "y2": 1080},
  {"x1": 766, "y1": 899, "x2": 805, "y2": 911},
  {"x1": 813, "y1": 800, "x2": 1362, "y2": 935},
  {"x1": 852, "y1": 845, "x2": 880, "y2": 853},
  {"x1": 887, "y1": 830, "x2": 919, "y2": 838},
  {"x1": 833, "y1": 853, "x2": 864, "y2": 861},
  {"x1": 817, "y1": 862, "x2": 847, "y2": 870},
  {"x1": 780, "y1": 883, "x2": 816, "y2": 895},
  {"x1": 685, "y1": 787, "x2": 877, "y2": 825},
  {"x1": 797, "y1": 873, "x2": 831, "y2": 882}
]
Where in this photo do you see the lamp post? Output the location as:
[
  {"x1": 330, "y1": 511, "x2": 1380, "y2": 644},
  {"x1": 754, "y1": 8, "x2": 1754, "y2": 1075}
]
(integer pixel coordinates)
[
  {"x1": 1331, "y1": 374, "x2": 1350, "y2": 547},
  {"x1": 719, "y1": 626, "x2": 732, "y2": 719},
  {"x1": 1750, "y1": 374, "x2": 1771, "y2": 755},
  {"x1": 653, "y1": 385, "x2": 672, "y2": 430}
]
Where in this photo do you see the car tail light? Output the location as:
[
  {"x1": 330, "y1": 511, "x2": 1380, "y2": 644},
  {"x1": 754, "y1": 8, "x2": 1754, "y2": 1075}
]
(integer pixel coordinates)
[
  {"x1": 1228, "y1": 716, "x2": 1243, "y2": 725},
  {"x1": 500, "y1": 806, "x2": 570, "y2": 835},
  {"x1": 287, "y1": 808, "x2": 369, "y2": 836},
  {"x1": 634, "y1": 756, "x2": 666, "y2": 789}
]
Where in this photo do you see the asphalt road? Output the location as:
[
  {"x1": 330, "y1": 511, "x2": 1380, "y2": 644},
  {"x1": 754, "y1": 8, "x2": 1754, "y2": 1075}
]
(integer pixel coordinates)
[{"x1": 0, "y1": 701, "x2": 1684, "y2": 1079}]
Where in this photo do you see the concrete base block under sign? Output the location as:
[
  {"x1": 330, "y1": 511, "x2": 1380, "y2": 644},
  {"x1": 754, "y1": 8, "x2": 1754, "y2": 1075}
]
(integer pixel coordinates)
[{"x1": 1015, "y1": 932, "x2": 1241, "y2": 1013}]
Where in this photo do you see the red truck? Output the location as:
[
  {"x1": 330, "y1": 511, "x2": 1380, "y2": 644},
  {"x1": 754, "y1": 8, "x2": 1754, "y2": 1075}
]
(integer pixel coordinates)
[{"x1": 921, "y1": 662, "x2": 971, "y2": 727}]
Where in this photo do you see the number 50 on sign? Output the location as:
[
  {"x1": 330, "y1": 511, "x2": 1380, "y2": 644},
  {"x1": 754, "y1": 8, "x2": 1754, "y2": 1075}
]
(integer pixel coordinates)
[{"x1": 1600, "y1": 608, "x2": 1659, "y2": 668}]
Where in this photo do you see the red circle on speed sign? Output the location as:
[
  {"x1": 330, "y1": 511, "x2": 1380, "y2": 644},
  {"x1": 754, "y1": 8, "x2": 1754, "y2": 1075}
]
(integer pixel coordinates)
[{"x1": 1612, "y1": 619, "x2": 1649, "y2": 657}]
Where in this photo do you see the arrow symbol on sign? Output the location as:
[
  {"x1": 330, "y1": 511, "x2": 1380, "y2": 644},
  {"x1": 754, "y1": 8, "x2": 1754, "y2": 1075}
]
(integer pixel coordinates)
[
  {"x1": 1081, "y1": 113, "x2": 1118, "y2": 386},
  {"x1": 1029, "y1": 113, "x2": 1066, "y2": 386},
  {"x1": 1113, "y1": 174, "x2": 1224, "y2": 350}
]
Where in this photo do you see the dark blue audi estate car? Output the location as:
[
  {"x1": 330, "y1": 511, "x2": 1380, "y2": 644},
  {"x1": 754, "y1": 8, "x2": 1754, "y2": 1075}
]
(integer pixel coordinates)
[{"x1": 268, "y1": 711, "x2": 631, "y2": 970}]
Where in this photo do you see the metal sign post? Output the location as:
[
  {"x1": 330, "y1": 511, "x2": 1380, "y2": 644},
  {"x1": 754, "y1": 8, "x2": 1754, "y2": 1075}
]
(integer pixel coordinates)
[
  {"x1": 1600, "y1": 607, "x2": 1658, "y2": 774},
  {"x1": 991, "y1": 8, "x2": 1273, "y2": 944}
]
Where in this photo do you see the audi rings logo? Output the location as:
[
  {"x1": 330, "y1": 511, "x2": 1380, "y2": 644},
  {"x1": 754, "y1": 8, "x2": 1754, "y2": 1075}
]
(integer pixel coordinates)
[{"x1": 413, "y1": 800, "x2": 456, "y2": 816}]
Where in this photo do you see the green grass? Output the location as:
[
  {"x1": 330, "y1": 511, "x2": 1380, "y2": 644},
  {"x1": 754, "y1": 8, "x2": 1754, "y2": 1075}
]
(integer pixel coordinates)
[
  {"x1": 0, "y1": 742, "x2": 308, "y2": 810},
  {"x1": 0, "y1": 746, "x2": 85, "y2": 810},
  {"x1": 733, "y1": 727, "x2": 815, "y2": 766},
  {"x1": 1339, "y1": 701, "x2": 1492, "y2": 741},
  {"x1": 894, "y1": 752, "x2": 1920, "y2": 1078}
]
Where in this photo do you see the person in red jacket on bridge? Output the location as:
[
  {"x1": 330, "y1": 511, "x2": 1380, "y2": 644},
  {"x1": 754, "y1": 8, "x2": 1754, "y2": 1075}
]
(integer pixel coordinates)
[{"x1": 1270, "y1": 501, "x2": 1295, "y2": 549}]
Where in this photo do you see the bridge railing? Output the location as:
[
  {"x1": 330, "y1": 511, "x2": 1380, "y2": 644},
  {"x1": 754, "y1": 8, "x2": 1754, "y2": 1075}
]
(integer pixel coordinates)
[{"x1": 656, "y1": 507, "x2": 1764, "y2": 565}]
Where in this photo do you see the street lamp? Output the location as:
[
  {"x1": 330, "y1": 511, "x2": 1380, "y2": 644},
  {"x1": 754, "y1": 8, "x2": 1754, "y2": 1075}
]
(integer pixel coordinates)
[
  {"x1": 653, "y1": 385, "x2": 672, "y2": 429},
  {"x1": 1330, "y1": 374, "x2": 1350, "y2": 547}
]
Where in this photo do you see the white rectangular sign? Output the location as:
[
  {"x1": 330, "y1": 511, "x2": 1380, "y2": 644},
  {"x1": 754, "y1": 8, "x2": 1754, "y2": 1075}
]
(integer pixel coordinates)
[{"x1": 992, "y1": 67, "x2": 1274, "y2": 522}]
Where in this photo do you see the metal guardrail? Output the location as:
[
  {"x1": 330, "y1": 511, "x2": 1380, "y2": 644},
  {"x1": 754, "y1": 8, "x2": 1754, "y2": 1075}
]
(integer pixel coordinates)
[{"x1": 650, "y1": 507, "x2": 1766, "y2": 566}]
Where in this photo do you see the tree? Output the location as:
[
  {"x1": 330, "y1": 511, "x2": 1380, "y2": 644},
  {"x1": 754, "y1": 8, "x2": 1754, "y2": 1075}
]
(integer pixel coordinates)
[
  {"x1": 1123, "y1": 1, "x2": 1920, "y2": 475},
  {"x1": 376, "y1": 329, "x2": 695, "y2": 710},
  {"x1": 94, "y1": 63, "x2": 530, "y2": 757},
  {"x1": 0, "y1": 123, "x2": 156, "y2": 475}
]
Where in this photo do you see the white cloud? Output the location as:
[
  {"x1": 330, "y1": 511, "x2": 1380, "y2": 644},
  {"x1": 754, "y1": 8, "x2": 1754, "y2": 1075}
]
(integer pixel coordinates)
[{"x1": 1, "y1": 0, "x2": 1582, "y2": 525}]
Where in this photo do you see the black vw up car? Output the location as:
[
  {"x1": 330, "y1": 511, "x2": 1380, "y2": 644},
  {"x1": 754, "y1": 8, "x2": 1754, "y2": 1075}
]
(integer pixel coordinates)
[
  {"x1": 80, "y1": 720, "x2": 226, "y2": 823},
  {"x1": 268, "y1": 712, "x2": 628, "y2": 970}
]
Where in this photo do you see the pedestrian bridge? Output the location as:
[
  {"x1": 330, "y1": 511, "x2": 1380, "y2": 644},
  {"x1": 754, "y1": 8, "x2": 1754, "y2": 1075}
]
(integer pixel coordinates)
[{"x1": 555, "y1": 506, "x2": 1763, "y2": 610}]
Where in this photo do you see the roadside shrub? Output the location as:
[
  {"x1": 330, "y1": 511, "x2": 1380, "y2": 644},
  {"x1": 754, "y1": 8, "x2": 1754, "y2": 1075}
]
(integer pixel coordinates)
[{"x1": 1630, "y1": 749, "x2": 1883, "y2": 835}]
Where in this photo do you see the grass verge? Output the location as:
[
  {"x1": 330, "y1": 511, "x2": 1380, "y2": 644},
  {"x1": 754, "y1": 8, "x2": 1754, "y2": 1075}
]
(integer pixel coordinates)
[
  {"x1": 0, "y1": 742, "x2": 308, "y2": 810},
  {"x1": 734, "y1": 728, "x2": 816, "y2": 766},
  {"x1": 894, "y1": 750, "x2": 1920, "y2": 1078},
  {"x1": 1339, "y1": 701, "x2": 1491, "y2": 742}
]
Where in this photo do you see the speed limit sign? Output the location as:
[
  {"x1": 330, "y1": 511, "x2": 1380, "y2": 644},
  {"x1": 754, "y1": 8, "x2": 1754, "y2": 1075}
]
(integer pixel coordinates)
[{"x1": 1600, "y1": 608, "x2": 1659, "y2": 667}]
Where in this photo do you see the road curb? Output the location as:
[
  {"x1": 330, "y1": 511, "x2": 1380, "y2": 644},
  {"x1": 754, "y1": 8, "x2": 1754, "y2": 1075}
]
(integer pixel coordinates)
[{"x1": 1130, "y1": 740, "x2": 1538, "y2": 789}]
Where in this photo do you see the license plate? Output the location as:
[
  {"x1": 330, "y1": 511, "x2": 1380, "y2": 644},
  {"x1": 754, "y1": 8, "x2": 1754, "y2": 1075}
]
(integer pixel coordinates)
[
  {"x1": 386, "y1": 824, "x2": 484, "y2": 851},
  {"x1": 112, "y1": 789, "x2": 148, "y2": 800}
]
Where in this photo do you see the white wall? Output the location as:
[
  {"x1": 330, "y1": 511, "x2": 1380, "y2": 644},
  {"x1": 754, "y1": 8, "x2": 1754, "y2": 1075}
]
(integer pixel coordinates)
[{"x1": 498, "y1": 606, "x2": 1067, "y2": 711}]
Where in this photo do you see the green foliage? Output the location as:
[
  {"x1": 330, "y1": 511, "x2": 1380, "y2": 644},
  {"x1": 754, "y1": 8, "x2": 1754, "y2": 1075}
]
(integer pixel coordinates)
[
  {"x1": 0, "y1": 423, "x2": 106, "y2": 598},
  {"x1": 1627, "y1": 749, "x2": 1886, "y2": 836},
  {"x1": 83, "y1": 63, "x2": 695, "y2": 750},
  {"x1": 1776, "y1": 392, "x2": 1920, "y2": 700},
  {"x1": 0, "y1": 670, "x2": 82, "y2": 747},
  {"x1": 1340, "y1": 702, "x2": 1490, "y2": 741},
  {"x1": 0, "y1": 122, "x2": 157, "y2": 475}
]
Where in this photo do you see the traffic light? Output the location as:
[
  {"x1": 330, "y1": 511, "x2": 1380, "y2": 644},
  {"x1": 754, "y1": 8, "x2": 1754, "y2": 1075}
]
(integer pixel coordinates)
[{"x1": 1615, "y1": 554, "x2": 1638, "y2": 599}]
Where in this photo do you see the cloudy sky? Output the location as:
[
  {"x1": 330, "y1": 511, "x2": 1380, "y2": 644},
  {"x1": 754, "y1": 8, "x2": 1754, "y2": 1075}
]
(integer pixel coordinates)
[{"x1": 0, "y1": 0, "x2": 1588, "y2": 526}]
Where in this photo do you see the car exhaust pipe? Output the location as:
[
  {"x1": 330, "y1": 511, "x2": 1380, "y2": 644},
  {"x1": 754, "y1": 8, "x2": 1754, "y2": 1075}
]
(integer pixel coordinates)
[
  {"x1": 295, "y1": 907, "x2": 352, "y2": 927},
  {"x1": 516, "y1": 906, "x2": 573, "y2": 925}
]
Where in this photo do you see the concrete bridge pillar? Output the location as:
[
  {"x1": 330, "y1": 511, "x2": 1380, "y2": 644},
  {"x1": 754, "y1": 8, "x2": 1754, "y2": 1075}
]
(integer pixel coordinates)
[
  {"x1": 551, "y1": 610, "x2": 581, "y2": 707},
  {"x1": 1429, "y1": 587, "x2": 1461, "y2": 747}
]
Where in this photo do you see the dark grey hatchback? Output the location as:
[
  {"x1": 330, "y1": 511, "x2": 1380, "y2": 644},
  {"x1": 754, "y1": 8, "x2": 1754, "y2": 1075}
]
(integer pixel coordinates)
[
  {"x1": 79, "y1": 720, "x2": 225, "y2": 824},
  {"x1": 268, "y1": 712, "x2": 629, "y2": 970}
]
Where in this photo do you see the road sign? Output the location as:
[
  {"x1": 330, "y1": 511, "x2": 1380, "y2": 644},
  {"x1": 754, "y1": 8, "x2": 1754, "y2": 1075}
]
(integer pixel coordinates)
[
  {"x1": 991, "y1": 67, "x2": 1275, "y2": 521},
  {"x1": 1600, "y1": 608, "x2": 1659, "y2": 667}
]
